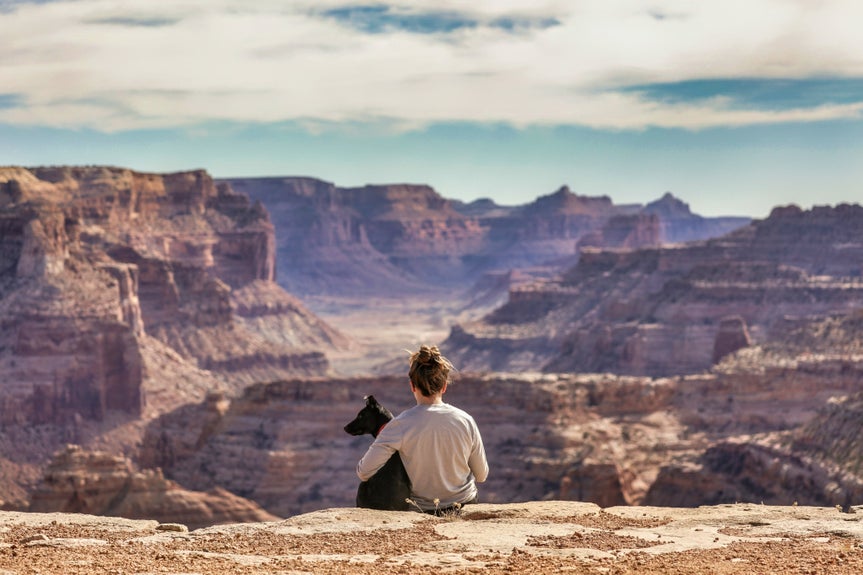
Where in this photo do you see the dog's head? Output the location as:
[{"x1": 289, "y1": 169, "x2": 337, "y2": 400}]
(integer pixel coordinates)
[{"x1": 344, "y1": 395, "x2": 394, "y2": 438}]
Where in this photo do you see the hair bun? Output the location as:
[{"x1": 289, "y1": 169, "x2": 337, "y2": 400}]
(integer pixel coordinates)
[
  {"x1": 409, "y1": 344, "x2": 454, "y2": 397},
  {"x1": 416, "y1": 345, "x2": 440, "y2": 366}
]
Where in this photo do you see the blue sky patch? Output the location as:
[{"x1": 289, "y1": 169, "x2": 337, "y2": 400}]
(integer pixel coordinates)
[
  {"x1": 623, "y1": 78, "x2": 863, "y2": 111},
  {"x1": 322, "y1": 5, "x2": 558, "y2": 35},
  {"x1": 0, "y1": 0, "x2": 57, "y2": 11},
  {"x1": 323, "y1": 5, "x2": 477, "y2": 34},
  {"x1": 87, "y1": 16, "x2": 180, "y2": 28},
  {"x1": 0, "y1": 93, "x2": 22, "y2": 109},
  {"x1": 488, "y1": 15, "x2": 560, "y2": 32},
  {"x1": 0, "y1": 0, "x2": 57, "y2": 5}
]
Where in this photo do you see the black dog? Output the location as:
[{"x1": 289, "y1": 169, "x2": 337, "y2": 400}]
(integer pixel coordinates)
[{"x1": 344, "y1": 395, "x2": 411, "y2": 511}]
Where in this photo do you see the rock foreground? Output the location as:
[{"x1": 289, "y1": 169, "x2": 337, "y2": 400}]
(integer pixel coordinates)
[{"x1": 1, "y1": 502, "x2": 862, "y2": 574}]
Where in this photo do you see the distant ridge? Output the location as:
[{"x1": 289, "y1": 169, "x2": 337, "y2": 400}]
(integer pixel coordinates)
[
  {"x1": 222, "y1": 176, "x2": 749, "y2": 298},
  {"x1": 445, "y1": 202, "x2": 863, "y2": 376}
]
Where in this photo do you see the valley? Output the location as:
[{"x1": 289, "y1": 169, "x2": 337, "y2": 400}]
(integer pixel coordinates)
[{"x1": 1, "y1": 165, "x2": 862, "y2": 532}]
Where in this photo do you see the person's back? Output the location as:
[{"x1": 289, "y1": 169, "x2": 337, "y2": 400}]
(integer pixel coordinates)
[{"x1": 356, "y1": 345, "x2": 488, "y2": 512}]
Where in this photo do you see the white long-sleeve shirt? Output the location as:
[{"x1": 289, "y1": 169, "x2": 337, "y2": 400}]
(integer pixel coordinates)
[{"x1": 356, "y1": 402, "x2": 488, "y2": 511}]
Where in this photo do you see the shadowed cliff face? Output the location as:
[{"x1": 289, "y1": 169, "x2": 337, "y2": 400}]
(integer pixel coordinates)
[
  {"x1": 446, "y1": 204, "x2": 863, "y2": 376},
  {"x1": 136, "y1": 340, "x2": 863, "y2": 518},
  {"x1": 223, "y1": 178, "x2": 749, "y2": 298},
  {"x1": 27, "y1": 444, "x2": 280, "y2": 529},
  {"x1": 0, "y1": 166, "x2": 350, "y2": 502},
  {"x1": 645, "y1": 377, "x2": 863, "y2": 509}
]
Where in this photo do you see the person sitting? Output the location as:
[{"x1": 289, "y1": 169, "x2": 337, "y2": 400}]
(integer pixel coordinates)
[{"x1": 356, "y1": 345, "x2": 489, "y2": 514}]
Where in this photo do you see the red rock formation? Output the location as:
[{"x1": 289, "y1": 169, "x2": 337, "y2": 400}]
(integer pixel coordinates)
[
  {"x1": 559, "y1": 464, "x2": 628, "y2": 508},
  {"x1": 0, "y1": 166, "x2": 346, "y2": 503},
  {"x1": 135, "y1": 340, "x2": 863, "y2": 515},
  {"x1": 226, "y1": 177, "x2": 469, "y2": 296},
  {"x1": 225, "y1": 178, "x2": 747, "y2": 297},
  {"x1": 28, "y1": 445, "x2": 280, "y2": 529},
  {"x1": 712, "y1": 315, "x2": 751, "y2": 363},
  {"x1": 644, "y1": 438, "x2": 863, "y2": 509},
  {"x1": 447, "y1": 204, "x2": 863, "y2": 376},
  {"x1": 0, "y1": 167, "x2": 343, "y2": 412},
  {"x1": 643, "y1": 192, "x2": 750, "y2": 244},
  {"x1": 577, "y1": 213, "x2": 662, "y2": 251},
  {"x1": 642, "y1": 312, "x2": 863, "y2": 508}
]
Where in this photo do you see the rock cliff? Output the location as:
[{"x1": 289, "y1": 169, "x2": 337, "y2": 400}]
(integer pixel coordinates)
[
  {"x1": 576, "y1": 213, "x2": 662, "y2": 251},
  {"x1": 224, "y1": 178, "x2": 748, "y2": 297},
  {"x1": 5, "y1": 166, "x2": 860, "y2": 536},
  {"x1": 446, "y1": 204, "x2": 863, "y2": 376},
  {"x1": 135, "y1": 333, "x2": 863, "y2": 517},
  {"x1": 645, "y1": 313, "x2": 863, "y2": 509},
  {"x1": 643, "y1": 192, "x2": 750, "y2": 244},
  {"x1": 27, "y1": 444, "x2": 279, "y2": 530},
  {"x1": 0, "y1": 166, "x2": 347, "y2": 504}
]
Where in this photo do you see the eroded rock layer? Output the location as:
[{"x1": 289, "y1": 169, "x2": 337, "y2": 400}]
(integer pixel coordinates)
[
  {"x1": 447, "y1": 204, "x2": 863, "y2": 376},
  {"x1": 0, "y1": 166, "x2": 347, "y2": 502},
  {"x1": 28, "y1": 444, "x2": 279, "y2": 529},
  {"x1": 136, "y1": 345, "x2": 863, "y2": 517},
  {"x1": 224, "y1": 178, "x2": 748, "y2": 297}
]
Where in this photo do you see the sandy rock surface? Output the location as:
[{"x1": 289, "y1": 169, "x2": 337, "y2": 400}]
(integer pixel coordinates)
[{"x1": 2, "y1": 501, "x2": 863, "y2": 574}]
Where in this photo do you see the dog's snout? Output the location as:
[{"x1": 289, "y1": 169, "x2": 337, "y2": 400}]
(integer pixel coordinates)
[{"x1": 344, "y1": 420, "x2": 363, "y2": 435}]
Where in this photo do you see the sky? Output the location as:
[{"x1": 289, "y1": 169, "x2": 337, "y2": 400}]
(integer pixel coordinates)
[{"x1": 1, "y1": 0, "x2": 863, "y2": 217}]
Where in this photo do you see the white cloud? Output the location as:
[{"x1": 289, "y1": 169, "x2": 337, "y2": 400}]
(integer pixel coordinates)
[{"x1": 1, "y1": 0, "x2": 862, "y2": 132}]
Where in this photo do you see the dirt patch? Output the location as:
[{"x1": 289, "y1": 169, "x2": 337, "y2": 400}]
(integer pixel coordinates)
[
  {"x1": 527, "y1": 530, "x2": 663, "y2": 551},
  {"x1": 177, "y1": 523, "x2": 449, "y2": 556},
  {"x1": 2, "y1": 504, "x2": 863, "y2": 575},
  {"x1": 1, "y1": 522, "x2": 153, "y2": 544},
  {"x1": 551, "y1": 510, "x2": 672, "y2": 530},
  {"x1": 597, "y1": 536, "x2": 863, "y2": 575}
]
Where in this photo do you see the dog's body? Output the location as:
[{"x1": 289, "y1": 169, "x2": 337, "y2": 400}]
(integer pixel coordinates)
[{"x1": 344, "y1": 395, "x2": 412, "y2": 511}]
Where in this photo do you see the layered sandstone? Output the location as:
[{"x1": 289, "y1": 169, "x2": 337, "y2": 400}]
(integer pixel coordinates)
[
  {"x1": 447, "y1": 204, "x2": 863, "y2": 376},
  {"x1": 224, "y1": 178, "x2": 748, "y2": 298},
  {"x1": 226, "y1": 177, "x2": 480, "y2": 296},
  {"x1": 643, "y1": 192, "x2": 750, "y2": 244},
  {"x1": 0, "y1": 167, "x2": 343, "y2": 407},
  {"x1": 27, "y1": 444, "x2": 279, "y2": 529},
  {"x1": 0, "y1": 166, "x2": 346, "y2": 503},
  {"x1": 135, "y1": 335, "x2": 863, "y2": 517},
  {"x1": 576, "y1": 213, "x2": 662, "y2": 251}
]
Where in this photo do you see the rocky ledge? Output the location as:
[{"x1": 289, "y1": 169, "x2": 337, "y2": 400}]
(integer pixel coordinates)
[{"x1": 1, "y1": 501, "x2": 861, "y2": 574}]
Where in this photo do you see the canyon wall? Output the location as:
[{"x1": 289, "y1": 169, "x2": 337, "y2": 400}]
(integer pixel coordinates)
[
  {"x1": 135, "y1": 340, "x2": 863, "y2": 518},
  {"x1": 5, "y1": 165, "x2": 859, "y2": 531},
  {"x1": 0, "y1": 166, "x2": 348, "y2": 503},
  {"x1": 27, "y1": 444, "x2": 279, "y2": 529},
  {"x1": 224, "y1": 178, "x2": 748, "y2": 298},
  {"x1": 446, "y1": 204, "x2": 863, "y2": 376}
]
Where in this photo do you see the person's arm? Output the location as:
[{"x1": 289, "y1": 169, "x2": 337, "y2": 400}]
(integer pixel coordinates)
[
  {"x1": 468, "y1": 421, "x2": 489, "y2": 483},
  {"x1": 356, "y1": 425, "x2": 401, "y2": 481}
]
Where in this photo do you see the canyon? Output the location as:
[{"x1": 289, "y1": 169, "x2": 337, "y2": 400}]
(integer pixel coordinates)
[
  {"x1": 1, "y1": 165, "x2": 862, "y2": 534},
  {"x1": 133, "y1": 331, "x2": 863, "y2": 519},
  {"x1": 224, "y1": 177, "x2": 748, "y2": 300},
  {"x1": 446, "y1": 203, "x2": 863, "y2": 376},
  {"x1": 0, "y1": 166, "x2": 346, "y2": 512}
]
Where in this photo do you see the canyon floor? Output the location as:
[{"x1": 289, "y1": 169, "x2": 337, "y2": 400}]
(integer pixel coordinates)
[
  {"x1": 2, "y1": 501, "x2": 862, "y2": 574},
  {"x1": 308, "y1": 295, "x2": 477, "y2": 376}
]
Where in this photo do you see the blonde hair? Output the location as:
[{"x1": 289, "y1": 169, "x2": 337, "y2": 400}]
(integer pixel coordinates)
[{"x1": 408, "y1": 345, "x2": 453, "y2": 397}]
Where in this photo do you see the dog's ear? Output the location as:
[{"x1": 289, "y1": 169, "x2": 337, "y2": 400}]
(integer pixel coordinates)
[{"x1": 364, "y1": 395, "x2": 378, "y2": 407}]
